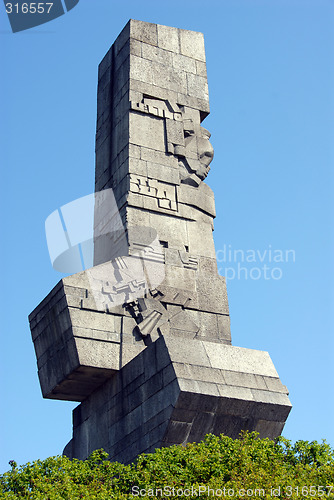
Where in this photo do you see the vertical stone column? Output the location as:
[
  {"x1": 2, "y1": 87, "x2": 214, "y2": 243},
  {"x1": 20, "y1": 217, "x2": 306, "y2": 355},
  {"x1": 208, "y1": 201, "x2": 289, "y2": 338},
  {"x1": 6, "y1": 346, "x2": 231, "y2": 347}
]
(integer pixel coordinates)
[{"x1": 94, "y1": 20, "x2": 231, "y2": 345}]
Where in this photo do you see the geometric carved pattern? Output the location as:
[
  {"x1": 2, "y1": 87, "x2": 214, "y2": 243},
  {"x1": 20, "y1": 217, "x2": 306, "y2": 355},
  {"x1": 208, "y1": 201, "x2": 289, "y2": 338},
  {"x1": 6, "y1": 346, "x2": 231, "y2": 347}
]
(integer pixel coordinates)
[
  {"x1": 130, "y1": 100, "x2": 183, "y2": 121},
  {"x1": 126, "y1": 286, "x2": 199, "y2": 341},
  {"x1": 130, "y1": 174, "x2": 177, "y2": 211},
  {"x1": 178, "y1": 249, "x2": 198, "y2": 270}
]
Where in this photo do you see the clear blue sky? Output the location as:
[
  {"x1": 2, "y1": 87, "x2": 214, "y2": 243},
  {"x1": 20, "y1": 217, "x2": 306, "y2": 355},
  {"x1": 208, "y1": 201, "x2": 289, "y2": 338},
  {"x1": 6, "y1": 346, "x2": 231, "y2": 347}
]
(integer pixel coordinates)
[{"x1": 0, "y1": 0, "x2": 333, "y2": 475}]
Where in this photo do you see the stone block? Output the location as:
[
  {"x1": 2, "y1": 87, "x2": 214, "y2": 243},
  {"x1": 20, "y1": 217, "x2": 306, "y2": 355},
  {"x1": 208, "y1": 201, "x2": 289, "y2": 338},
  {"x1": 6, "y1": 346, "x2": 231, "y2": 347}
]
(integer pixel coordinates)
[
  {"x1": 172, "y1": 53, "x2": 196, "y2": 74},
  {"x1": 195, "y1": 274, "x2": 229, "y2": 314},
  {"x1": 196, "y1": 60, "x2": 207, "y2": 77},
  {"x1": 141, "y1": 406, "x2": 174, "y2": 438},
  {"x1": 114, "y1": 95, "x2": 131, "y2": 128},
  {"x1": 71, "y1": 418, "x2": 90, "y2": 459},
  {"x1": 140, "y1": 146, "x2": 178, "y2": 167},
  {"x1": 175, "y1": 391, "x2": 219, "y2": 413},
  {"x1": 171, "y1": 407, "x2": 197, "y2": 424},
  {"x1": 179, "y1": 362, "x2": 225, "y2": 385},
  {"x1": 113, "y1": 60, "x2": 131, "y2": 101},
  {"x1": 141, "y1": 383, "x2": 177, "y2": 424},
  {"x1": 29, "y1": 284, "x2": 64, "y2": 328},
  {"x1": 212, "y1": 414, "x2": 255, "y2": 440},
  {"x1": 112, "y1": 115, "x2": 130, "y2": 161},
  {"x1": 130, "y1": 78, "x2": 179, "y2": 105},
  {"x1": 147, "y1": 162, "x2": 180, "y2": 185},
  {"x1": 122, "y1": 370, "x2": 146, "y2": 400},
  {"x1": 186, "y1": 220, "x2": 216, "y2": 258},
  {"x1": 122, "y1": 353, "x2": 145, "y2": 389},
  {"x1": 69, "y1": 308, "x2": 118, "y2": 333},
  {"x1": 146, "y1": 421, "x2": 169, "y2": 449},
  {"x1": 113, "y1": 440, "x2": 142, "y2": 465},
  {"x1": 72, "y1": 327, "x2": 120, "y2": 343},
  {"x1": 217, "y1": 314, "x2": 231, "y2": 342},
  {"x1": 254, "y1": 420, "x2": 285, "y2": 440},
  {"x1": 113, "y1": 21, "x2": 130, "y2": 56},
  {"x1": 98, "y1": 48, "x2": 112, "y2": 80},
  {"x1": 141, "y1": 43, "x2": 173, "y2": 66},
  {"x1": 165, "y1": 119, "x2": 184, "y2": 146},
  {"x1": 221, "y1": 370, "x2": 268, "y2": 391},
  {"x1": 187, "y1": 310, "x2": 219, "y2": 339},
  {"x1": 129, "y1": 143, "x2": 141, "y2": 159},
  {"x1": 139, "y1": 370, "x2": 164, "y2": 400},
  {"x1": 157, "y1": 24, "x2": 180, "y2": 53},
  {"x1": 164, "y1": 266, "x2": 196, "y2": 292},
  {"x1": 129, "y1": 113, "x2": 165, "y2": 151},
  {"x1": 177, "y1": 183, "x2": 216, "y2": 218},
  {"x1": 164, "y1": 336, "x2": 211, "y2": 367},
  {"x1": 179, "y1": 29, "x2": 206, "y2": 62},
  {"x1": 162, "y1": 421, "x2": 192, "y2": 445},
  {"x1": 264, "y1": 376, "x2": 290, "y2": 393},
  {"x1": 187, "y1": 411, "x2": 216, "y2": 441},
  {"x1": 148, "y1": 212, "x2": 189, "y2": 248},
  {"x1": 115, "y1": 39, "x2": 142, "y2": 72},
  {"x1": 203, "y1": 343, "x2": 280, "y2": 377},
  {"x1": 162, "y1": 362, "x2": 177, "y2": 386},
  {"x1": 217, "y1": 384, "x2": 255, "y2": 402},
  {"x1": 128, "y1": 157, "x2": 148, "y2": 177},
  {"x1": 129, "y1": 54, "x2": 153, "y2": 85},
  {"x1": 187, "y1": 73, "x2": 209, "y2": 100},
  {"x1": 129, "y1": 19, "x2": 158, "y2": 47},
  {"x1": 177, "y1": 92, "x2": 210, "y2": 116},
  {"x1": 151, "y1": 63, "x2": 188, "y2": 94},
  {"x1": 74, "y1": 338, "x2": 120, "y2": 370},
  {"x1": 251, "y1": 388, "x2": 290, "y2": 406}
]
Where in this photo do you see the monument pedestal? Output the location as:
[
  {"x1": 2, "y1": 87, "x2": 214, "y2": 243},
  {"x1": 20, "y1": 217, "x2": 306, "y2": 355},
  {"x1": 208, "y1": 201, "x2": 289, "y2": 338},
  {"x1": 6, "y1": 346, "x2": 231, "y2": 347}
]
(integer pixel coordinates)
[{"x1": 62, "y1": 336, "x2": 290, "y2": 464}]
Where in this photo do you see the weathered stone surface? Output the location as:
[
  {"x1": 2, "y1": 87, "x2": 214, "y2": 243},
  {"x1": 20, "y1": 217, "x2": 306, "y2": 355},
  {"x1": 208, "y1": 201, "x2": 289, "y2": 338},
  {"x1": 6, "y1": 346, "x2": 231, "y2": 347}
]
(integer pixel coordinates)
[
  {"x1": 29, "y1": 20, "x2": 291, "y2": 462},
  {"x1": 179, "y1": 29, "x2": 206, "y2": 61},
  {"x1": 63, "y1": 336, "x2": 291, "y2": 463}
]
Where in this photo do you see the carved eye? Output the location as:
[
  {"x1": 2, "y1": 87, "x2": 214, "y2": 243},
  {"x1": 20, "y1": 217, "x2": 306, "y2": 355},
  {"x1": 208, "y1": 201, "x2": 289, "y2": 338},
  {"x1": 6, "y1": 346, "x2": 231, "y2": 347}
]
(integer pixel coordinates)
[{"x1": 184, "y1": 129, "x2": 194, "y2": 138}]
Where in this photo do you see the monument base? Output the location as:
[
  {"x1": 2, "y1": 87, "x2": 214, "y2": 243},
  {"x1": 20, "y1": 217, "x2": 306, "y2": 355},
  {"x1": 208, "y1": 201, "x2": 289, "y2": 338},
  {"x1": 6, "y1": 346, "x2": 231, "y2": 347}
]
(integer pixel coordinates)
[{"x1": 63, "y1": 336, "x2": 291, "y2": 464}]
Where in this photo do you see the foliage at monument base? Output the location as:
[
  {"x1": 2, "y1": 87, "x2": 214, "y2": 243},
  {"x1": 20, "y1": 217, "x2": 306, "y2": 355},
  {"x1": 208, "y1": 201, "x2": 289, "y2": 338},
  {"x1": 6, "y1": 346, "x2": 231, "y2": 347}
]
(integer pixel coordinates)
[{"x1": 1, "y1": 432, "x2": 334, "y2": 499}]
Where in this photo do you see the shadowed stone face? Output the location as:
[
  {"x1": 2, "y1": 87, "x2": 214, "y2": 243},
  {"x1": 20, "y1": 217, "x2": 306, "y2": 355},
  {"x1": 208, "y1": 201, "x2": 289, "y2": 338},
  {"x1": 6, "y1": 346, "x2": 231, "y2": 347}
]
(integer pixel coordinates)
[
  {"x1": 197, "y1": 126, "x2": 214, "y2": 179},
  {"x1": 178, "y1": 120, "x2": 215, "y2": 186}
]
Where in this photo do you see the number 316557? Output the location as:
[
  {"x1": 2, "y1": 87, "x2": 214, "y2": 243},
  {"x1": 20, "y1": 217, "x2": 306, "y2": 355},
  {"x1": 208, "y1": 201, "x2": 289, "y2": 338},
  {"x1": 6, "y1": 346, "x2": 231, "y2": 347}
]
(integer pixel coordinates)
[{"x1": 5, "y1": 3, "x2": 53, "y2": 14}]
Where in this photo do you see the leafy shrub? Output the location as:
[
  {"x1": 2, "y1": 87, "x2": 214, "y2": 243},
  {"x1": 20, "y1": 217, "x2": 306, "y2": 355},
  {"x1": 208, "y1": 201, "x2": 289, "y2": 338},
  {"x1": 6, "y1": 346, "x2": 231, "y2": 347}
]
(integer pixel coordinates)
[{"x1": 1, "y1": 432, "x2": 333, "y2": 499}]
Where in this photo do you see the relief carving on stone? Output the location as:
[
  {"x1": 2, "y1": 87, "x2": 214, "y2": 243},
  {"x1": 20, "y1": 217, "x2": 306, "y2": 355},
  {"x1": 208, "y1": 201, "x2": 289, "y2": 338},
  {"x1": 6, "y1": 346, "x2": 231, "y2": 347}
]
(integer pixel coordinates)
[{"x1": 130, "y1": 97, "x2": 214, "y2": 187}]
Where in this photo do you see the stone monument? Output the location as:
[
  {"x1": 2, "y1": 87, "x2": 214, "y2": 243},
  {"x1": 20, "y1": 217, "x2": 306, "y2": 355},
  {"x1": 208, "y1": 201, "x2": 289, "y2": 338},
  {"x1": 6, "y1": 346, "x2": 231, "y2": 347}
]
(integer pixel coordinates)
[{"x1": 29, "y1": 20, "x2": 292, "y2": 464}]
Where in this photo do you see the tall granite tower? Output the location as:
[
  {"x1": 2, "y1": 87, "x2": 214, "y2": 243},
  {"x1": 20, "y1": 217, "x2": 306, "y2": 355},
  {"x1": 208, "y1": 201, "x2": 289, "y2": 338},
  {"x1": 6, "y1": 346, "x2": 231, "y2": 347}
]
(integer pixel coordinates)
[{"x1": 29, "y1": 20, "x2": 291, "y2": 464}]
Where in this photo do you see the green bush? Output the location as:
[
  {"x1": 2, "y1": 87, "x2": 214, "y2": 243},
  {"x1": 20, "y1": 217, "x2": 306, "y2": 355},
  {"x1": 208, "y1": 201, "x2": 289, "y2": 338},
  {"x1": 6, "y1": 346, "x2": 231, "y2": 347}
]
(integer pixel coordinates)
[{"x1": 1, "y1": 432, "x2": 333, "y2": 499}]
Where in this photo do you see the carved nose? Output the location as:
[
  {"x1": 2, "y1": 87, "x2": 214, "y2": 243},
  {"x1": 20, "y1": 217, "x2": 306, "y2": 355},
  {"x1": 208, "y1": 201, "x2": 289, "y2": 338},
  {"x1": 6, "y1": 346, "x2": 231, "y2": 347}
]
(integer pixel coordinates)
[
  {"x1": 201, "y1": 147, "x2": 214, "y2": 160},
  {"x1": 198, "y1": 126, "x2": 214, "y2": 164},
  {"x1": 199, "y1": 139, "x2": 214, "y2": 165}
]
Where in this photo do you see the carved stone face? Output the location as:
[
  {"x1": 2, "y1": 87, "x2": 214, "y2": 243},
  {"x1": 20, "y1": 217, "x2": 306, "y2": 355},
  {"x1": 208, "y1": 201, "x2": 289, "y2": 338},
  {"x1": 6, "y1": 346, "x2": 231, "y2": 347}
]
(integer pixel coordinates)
[
  {"x1": 131, "y1": 97, "x2": 214, "y2": 186},
  {"x1": 197, "y1": 126, "x2": 214, "y2": 180},
  {"x1": 180, "y1": 122, "x2": 214, "y2": 185}
]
